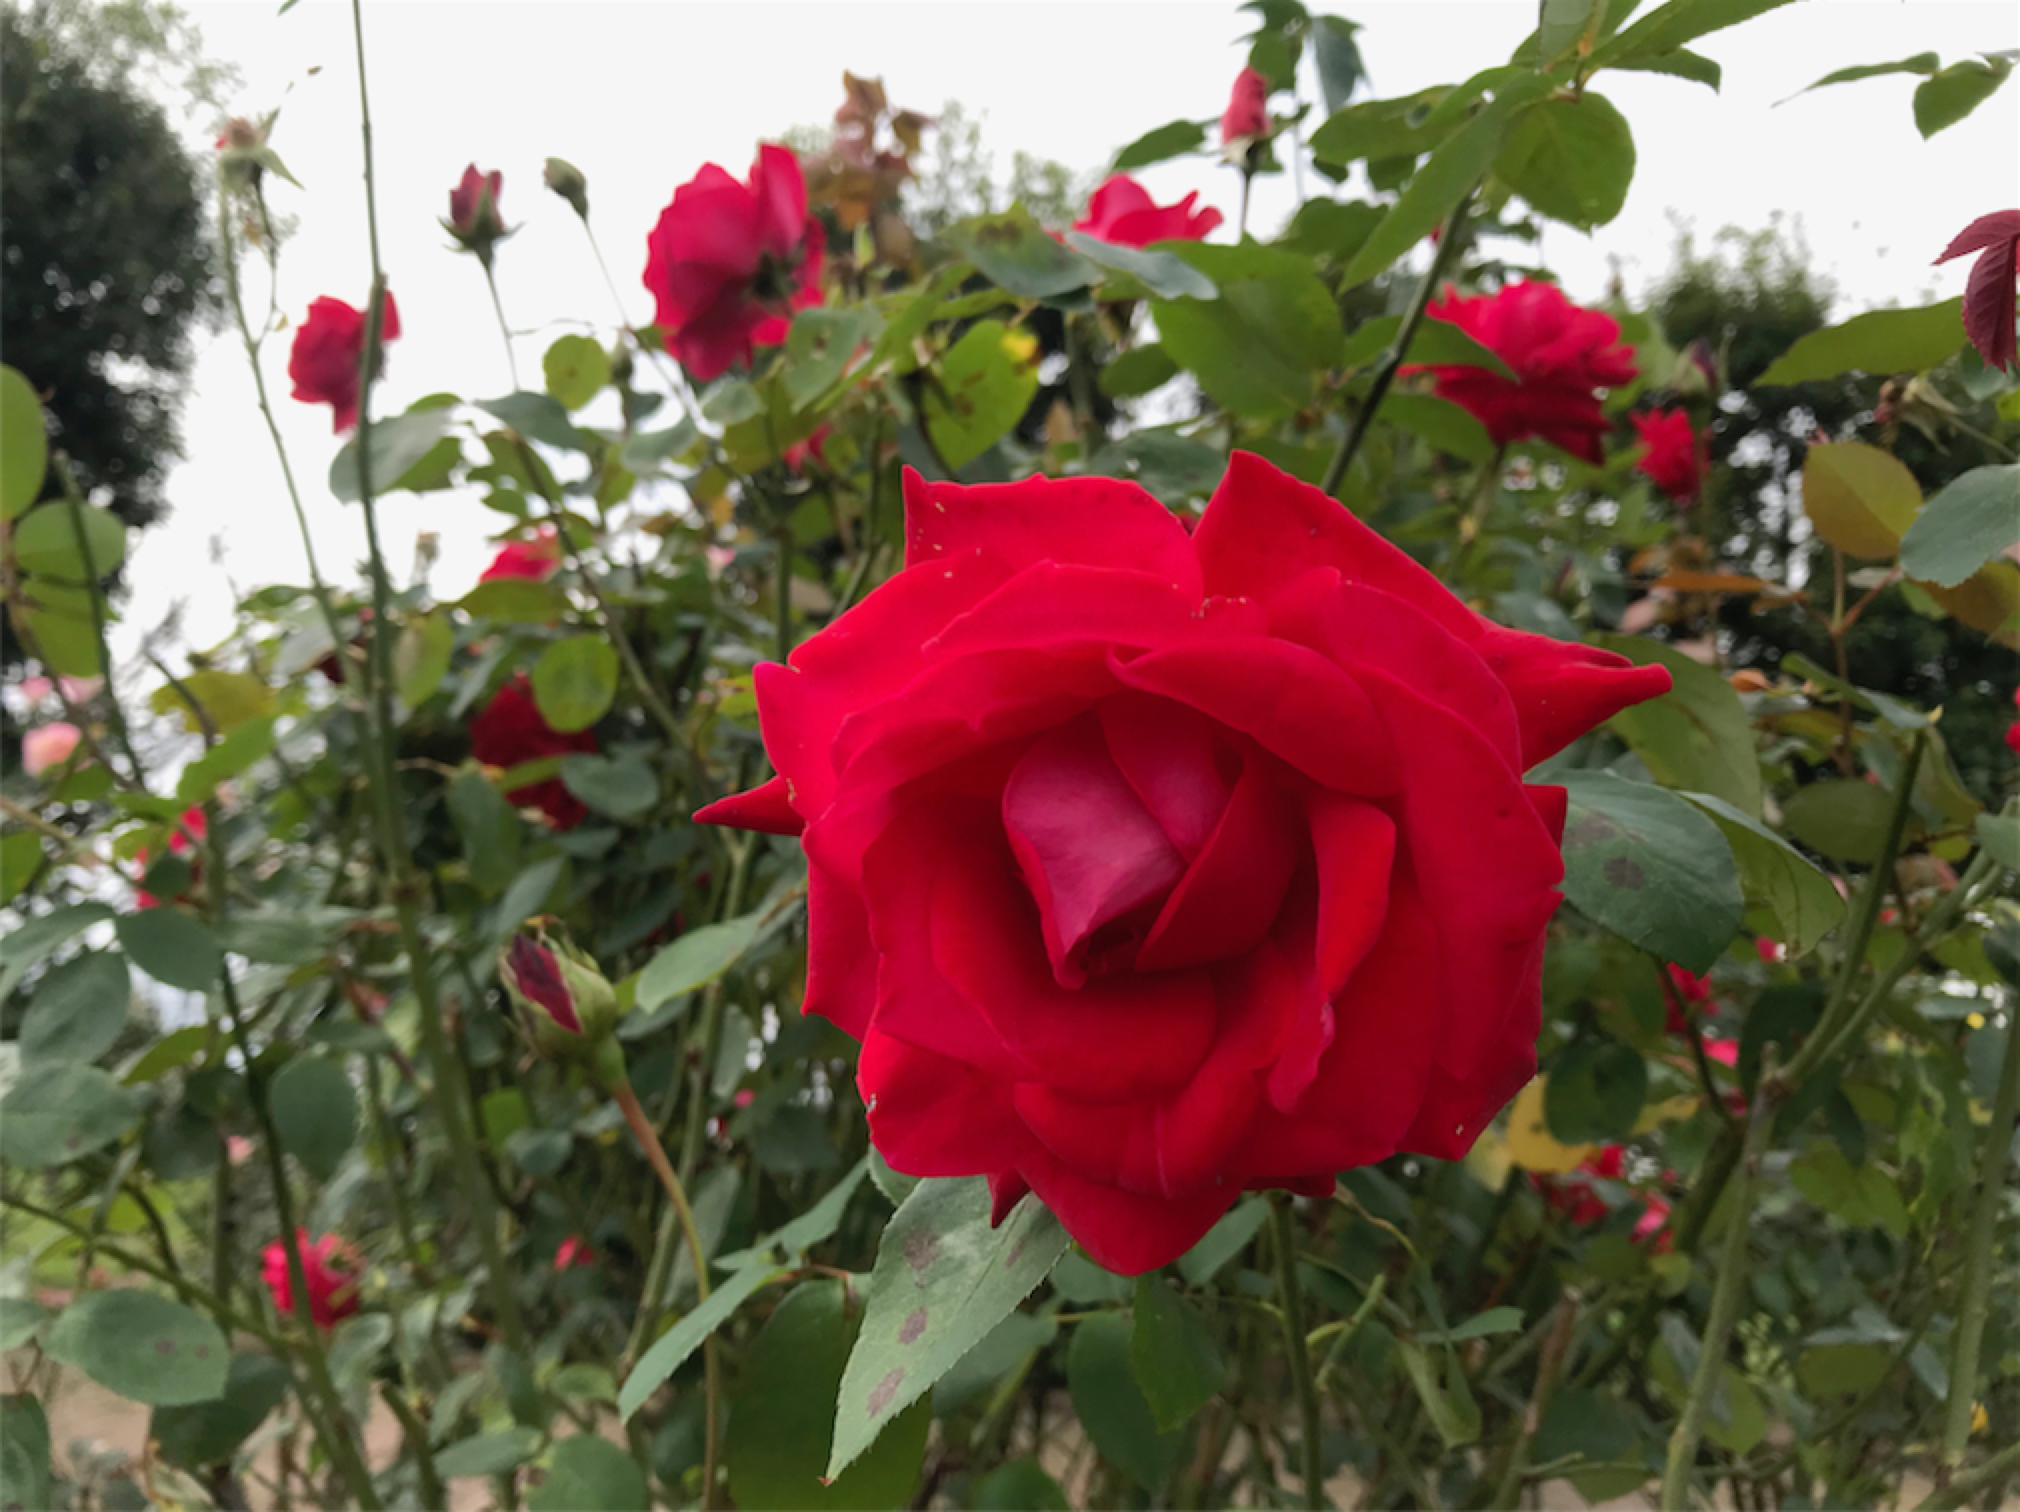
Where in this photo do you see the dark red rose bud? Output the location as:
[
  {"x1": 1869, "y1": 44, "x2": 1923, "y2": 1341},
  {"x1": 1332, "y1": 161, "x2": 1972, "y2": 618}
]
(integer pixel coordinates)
[
  {"x1": 1221, "y1": 67, "x2": 1271, "y2": 149},
  {"x1": 445, "y1": 165, "x2": 513, "y2": 265},
  {"x1": 504, "y1": 934, "x2": 581, "y2": 1034}
]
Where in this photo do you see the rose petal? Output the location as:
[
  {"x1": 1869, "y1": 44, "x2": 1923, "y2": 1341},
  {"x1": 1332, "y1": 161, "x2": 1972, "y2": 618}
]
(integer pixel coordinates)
[
  {"x1": 1137, "y1": 752, "x2": 1301, "y2": 972},
  {"x1": 1098, "y1": 694, "x2": 1233, "y2": 859},
  {"x1": 1468, "y1": 626, "x2": 1673, "y2": 769},
  {"x1": 1013, "y1": 1143, "x2": 1236, "y2": 1277},
  {"x1": 860, "y1": 1032, "x2": 1030, "y2": 1177},
  {"x1": 695, "y1": 774, "x2": 804, "y2": 835},
  {"x1": 804, "y1": 862, "x2": 877, "y2": 1038}
]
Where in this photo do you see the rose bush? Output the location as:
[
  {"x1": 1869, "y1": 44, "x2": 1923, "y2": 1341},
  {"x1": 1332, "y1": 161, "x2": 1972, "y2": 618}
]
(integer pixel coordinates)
[{"x1": 702, "y1": 453, "x2": 1669, "y2": 1270}]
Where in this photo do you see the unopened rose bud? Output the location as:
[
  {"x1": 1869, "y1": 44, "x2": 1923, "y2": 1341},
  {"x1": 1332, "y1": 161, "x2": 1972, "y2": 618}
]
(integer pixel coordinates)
[
  {"x1": 444, "y1": 166, "x2": 513, "y2": 267},
  {"x1": 499, "y1": 927, "x2": 620, "y2": 1058},
  {"x1": 543, "y1": 157, "x2": 590, "y2": 221}
]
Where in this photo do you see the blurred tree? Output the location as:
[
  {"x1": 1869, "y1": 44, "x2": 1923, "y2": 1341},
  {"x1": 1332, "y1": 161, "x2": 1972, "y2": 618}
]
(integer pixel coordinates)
[
  {"x1": 1, "y1": 0, "x2": 226, "y2": 535},
  {"x1": 1651, "y1": 217, "x2": 2016, "y2": 801}
]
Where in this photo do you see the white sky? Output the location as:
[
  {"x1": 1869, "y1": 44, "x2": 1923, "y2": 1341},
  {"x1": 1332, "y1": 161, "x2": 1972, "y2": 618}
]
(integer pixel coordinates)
[{"x1": 110, "y1": 0, "x2": 2020, "y2": 667}]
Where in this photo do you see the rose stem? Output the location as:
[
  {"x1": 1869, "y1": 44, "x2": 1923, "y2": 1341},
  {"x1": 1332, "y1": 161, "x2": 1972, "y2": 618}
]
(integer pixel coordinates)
[{"x1": 1269, "y1": 1194, "x2": 1326, "y2": 1510}]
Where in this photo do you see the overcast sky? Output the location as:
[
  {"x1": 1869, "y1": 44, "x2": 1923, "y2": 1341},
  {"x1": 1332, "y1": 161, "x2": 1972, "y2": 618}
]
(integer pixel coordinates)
[{"x1": 108, "y1": 0, "x2": 2020, "y2": 668}]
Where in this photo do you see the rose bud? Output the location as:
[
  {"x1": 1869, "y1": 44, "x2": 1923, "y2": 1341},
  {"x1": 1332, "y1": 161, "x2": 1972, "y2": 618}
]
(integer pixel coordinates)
[
  {"x1": 1221, "y1": 66, "x2": 1272, "y2": 157},
  {"x1": 444, "y1": 165, "x2": 513, "y2": 267},
  {"x1": 543, "y1": 156, "x2": 590, "y2": 221},
  {"x1": 499, "y1": 929, "x2": 625, "y2": 1085}
]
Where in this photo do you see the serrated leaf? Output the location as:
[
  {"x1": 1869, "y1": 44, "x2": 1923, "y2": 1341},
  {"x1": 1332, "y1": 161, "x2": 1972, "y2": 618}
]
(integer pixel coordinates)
[
  {"x1": 12, "y1": 503, "x2": 128, "y2": 580},
  {"x1": 0, "y1": 1062, "x2": 140, "y2": 1167},
  {"x1": 1899, "y1": 464, "x2": 2020, "y2": 588},
  {"x1": 1494, "y1": 92, "x2": 1636, "y2": 230},
  {"x1": 1596, "y1": 634, "x2": 1761, "y2": 818},
  {"x1": 1802, "y1": 442, "x2": 1922, "y2": 560},
  {"x1": 394, "y1": 612, "x2": 455, "y2": 706},
  {"x1": 1781, "y1": 779, "x2": 1900, "y2": 864},
  {"x1": 1680, "y1": 793, "x2": 1844, "y2": 957},
  {"x1": 329, "y1": 406, "x2": 453, "y2": 502},
  {"x1": 18, "y1": 952, "x2": 130, "y2": 1066},
  {"x1": 47, "y1": 1292, "x2": 228, "y2": 1406},
  {"x1": 635, "y1": 910, "x2": 763, "y2": 1013},
  {"x1": 1756, "y1": 299, "x2": 1966, "y2": 386},
  {"x1": 476, "y1": 392, "x2": 592, "y2": 452},
  {"x1": 1913, "y1": 58, "x2": 2013, "y2": 138},
  {"x1": 922, "y1": 319, "x2": 1040, "y2": 470},
  {"x1": 1064, "y1": 233, "x2": 1216, "y2": 301},
  {"x1": 1129, "y1": 1276, "x2": 1224, "y2": 1431},
  {"x1": 114, "y1": 908, "x2": 223, "y2": 992},
  {"x1": 527, "y1": 1435, "x2": 649, "y2": 1512},
  {"x1": 1113, "y1": 120, "x2": 1207, "y2": 172},
  {"x1": 942, "y1": 208, "x2": 1098, "y2": 299}
]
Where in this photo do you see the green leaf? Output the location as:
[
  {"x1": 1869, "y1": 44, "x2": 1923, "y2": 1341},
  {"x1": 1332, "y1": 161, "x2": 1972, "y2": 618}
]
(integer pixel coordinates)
[
  {"x1": 12, "y1": 503, "x2": 129, "y2": 580},
  {"x1": 922, "y1": 319, "x2": 1040, "y2": 470},
  {"x1": 46, "y1": 1291, "x2": 228, "y2": 1406},
  {"x1": 457, "y1": 577, "x2": 570, "y2": 625},
  {"x1": 1417, "y1": 1306, "x2": 1526, "y2": 1345},
  {"x1": 476, "y1": 392, "x2": 592, "y2": 452},
  {"x1": 1, "y1": 364, "x2": 49, "y2": 520},
  {"x1": 1129, "y1": 1276, "x2": 1225, "y2": 1431},
  {"x1": 1547, "y1": 1038, "x2": 1649, "y2": 1143},
  {"x1": 1780, "y1": 779, "x2": 1900, "y2": 864},
  {"x1": 0, "y1": 832, "x2": 44, "y2": 907},
  {"x1": 1086, "y1": 429, "x2": 1228, "y2": 506},
  {"x1": 1338, "y1": 93, "x2": 1520, "y2": 288},
  {"x1": 726, "y1": 1281, "x2": 931, "y2": 1511},
  {"x1": 618, "y1": 418, "x2": 699, "y2": 474},
  {"x1": 1313, "y1": 14, "x2": 1365, "y2": 112},
  {"x1": 1785, "y1": 51, "x2": 1940, "y2": 99},
  {"x1": 531, "y1": 637, "x2": 618, "y2": 733},
  {"x1": 826, "y1": 1176, "x2": 1070, "y2": 1478},
  {"x1": 1379, "y1": 393, "x2": 1495, "y2": 463},
  {"x1": 13, "y1": 585, "x2": 106, "y2": 677},
  {"x1": 434, "y1": 1428, "x2": 544, "y2": 1479},
  {"x1": 0, "y1": 1062, "x2": 140, "y2": 1168},
  {"x1": 449, "y1": 768, "x2": 521, "y2": 897},
  {"x1": 114, "y1": 908, "x2": 223, "y2": 992},
  {"x1": 1756, "y1": 299, "x2": 1966, "y2": 386},
  {"x1": 1152, "y1": 247, "x2": 1342, "y2": 422},
  {"x1": 527, "y1": 1435, "x2": 649, "y2": 1512},
  {"x1": 1899, "y1": 464, "x2": 2020, "y2": 588},
  {"x1": 329, "y1": 406, "x2": 453, "y2": 502},
  {"x1": 218, "y1": 910, "x2": 335, "y2": 966},
  {"x1": 1112, "y1": 120, "x2": 1207, "y2": 172},
  {"x1": 176, "y1": 717, "x2": 277, "y2": 805},
  {"x1": 1802, "y1": 442, "x2": 1922, "y2": 560},
  {"x1": 149, "y1": 669, "x2": 274, "y2": 734},
  {"x1": 972, "y1": 1461, "x2": 1068, "y2": 1511},
  {"x1": 1175, "y1": 1197, "x2": 1267, "y2": 1286},
  {"x1": 1339, "y1": 313, "x2": 1516, "y2": 378},
  {"x1": 1588, "y1": 0, "x2": 1799, "y2": 71},
  {"x1": 1680, "y1": 793, "x2": 1844, "y2": 958},
  {"x1": 942, "y1": 208, "x2": 1098, "y2": 299},
  {"x1": 636, "y1": 910, "x2": 764, "y2": 1013},
  {"x1": 1309, "y1": 88, "x2": 1458, "y2": 166},
  {"x1": 1975, "y1": 812, "x2": 2020, "y2": 871},
  {"x1": 1596, "y1": 634, "x2": 1761, "y2": 818},
  {"x1": 1069, "y1": 1312, "x2": 1185, "y2": 1490},
  {"x1": 1278, "y1": 198, "x2": 1385, "y2": 264},
  {"x1": 1538, "y1": 0, "x2": 1607, "y2": 62},
  {"x1": 1395, "y1": 1338, "x2": 1481, "y2": 1447},
  {"x1": 560, "y1": 753, "x2": 658, "y2": 823},
  {"x1": 0, "y1": 1393, "x2": 52, "y2": 1512},
  {"x1": 19, "y1": 951, "x2": 130, "y2": 1066},
  {"x1": 1558, "y1": 771, "x2": 1746, "y2": 973},
  {"x1": 1617, "y1": 47, "x2": 1722, "y2": 87},
  {"x1": 702, "y1": 379, "x2": 764, "y2": 426},
  {"x1": 542, "y1": 335, "x2": 611, "y2": 412},
  {"x1": 270, "y1": 1054, "x2": 357, "y2": 1182},
  {"x1": 1064, "y1": 233, "x2": 1216, "y2": 301},
  {"x1": 394, "y1": 612, "x2": 455, "y2": 707},
  {"x1": 1789, "y1": 1144, "x2": 1910, "y2": 1235},
  {"x1": 1797, "y1": 1342, "x2": 1891, "y2": 1398},
  {"x1": 1494, "y1": 93, "x2": 1636, "y2": 229},
  {"x1": 0, "y1": 902, "x2": 114, "y2": 1003},
  {"x1": 1099, "y1": 345, "x2": 1179, "y2": 400},
  {"x1": 151, "y1": 1354, "x2": 290, "y2": 1469},
  {"x1": 1913, "y1": 58, "x2": 2013, "y2": 137},
  {"x1": 621, "y1": 1158, "x2": 871, "y2": 1421}
]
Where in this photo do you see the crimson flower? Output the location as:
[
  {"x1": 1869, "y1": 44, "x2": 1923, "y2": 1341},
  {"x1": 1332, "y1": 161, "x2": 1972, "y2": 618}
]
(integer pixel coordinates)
[
  {"x1": 469, "y1": 674, "x2": 598, "y2": 830},
  {"x1": 445, "y1": 165, "x2": 510, "y2": 263},
  {"x1": 1934, "y1": 210, "x2": 2020, "y2": 373},
  {"x1": 643, "y1": 144, "x2": 825, "y2": 382},
  {"x1": 554, "y1": 1236, "x2": 595, "y2": 1271},
  {"x1": 1537, "y1": 1146, "x2": 1673, "y2": 1250},
  {"x1": 1414, "y1": 281, "x2": 1637, "y2": 464},
  {"x1": 262, "y1": 1231, "x2": 362, "y2": 1330},
  {"x1": 288, "y1": 292, "x2": 402, "y2": 433},
  {"x1": 1632, "y1": 408, "x2": 1705, "y2": 503},
  {"x1": 135, "y1": 806, "x2": 208, "y2": 910},
  {"x1": 1221, "y1": 67, "x2": 1271, "y2": 147},
  {"x1": 697, "y1": 452, "x2": 1669, "y2": 1273},
  {"x1": 480, "y1": 526, "x2": 563, "y2": 584},
  {"x1": 1074, "y1": 175, "x2": 1223, "y2": 249}
]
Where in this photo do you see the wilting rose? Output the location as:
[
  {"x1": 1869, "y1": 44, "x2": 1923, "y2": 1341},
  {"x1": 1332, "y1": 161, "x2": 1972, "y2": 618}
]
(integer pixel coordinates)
[
  {"x1": 1632, "y1": 408, "x2": 1704, "y2": 502},
  {"x1": 469, "y1": 673, "x2": 599, "y2": 830},
  {"x1": 134, "y1": 806, "x2": 208, "y2": 910},
  {"x1": 1935, "y1": 210, "x2": 2020, "y2": 374},
  {"x1": 445, "y1": 165, "x2": 509, "y2": 259},
  {"x1": 1221, "y1": 66, "x2": 1271, "y2": 148},
  {"x1": 288, "y1": 292, "x2": 402, "y2": 433},
  {"x1": 642, "y1": 144, "x2": 825, "y2": 382},
  {"x1": 480, "y1": 526, "x2": 563, "y2": 584},
  {"x1": 21, "y1": 722, "x2": 82, "y2": 777},
  {"x1": 1073, "y1": 175, "x2": 1224, "y2": 249},
  {"x1": 1414, "y1": 280, "x2": 1637, "y2": 464},
  {"x1": 261, "y1": 1231, "x2": 362, "y2": 1330},
  {"x1": 699, "y1": 452, "x2": 1669, "y2": 1273}
]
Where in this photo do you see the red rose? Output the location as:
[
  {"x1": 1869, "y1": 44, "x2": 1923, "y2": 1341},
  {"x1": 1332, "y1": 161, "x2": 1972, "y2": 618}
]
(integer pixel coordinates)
[
  {"x1": 1538, "y1": 1146, "x2": 1673, "y2": 1250},
  {"x1": 445, "y1": 165, "x2": 510, "y2": 261},
  {"x1": 1414, "y1": 281, "x2": 1637, "y2": 464},
  {"x1": 469, "y1": 673, "x2": 599, "y2": 831},
  {"x1": 1221, "y1": 66, "x2": 1271, "y2": 147},
  {"x1": 1074, "y1": 175, "x2": 1224, "y2": 249},
  {"x1": 784, "y1": 424, "x2": 832, "y2": 477},
  {"x1": 642, "y1": 144, "x2": 825, "y2": 382},
  {"x1": 1934, "y1": 210, "x2": 2020, "y2": 374},
  {"x1": 134, "y1": 806, "x2": 208, "y2": 910},
  {"x1": 554, "y1": 1236, "x2": 595, "y2": 1271},
  {"x1": 261, "y1": 1231, "x2": 362, "y2": 1330},
  {"x1": 480, "y1": 526, "x2": 563, "y2": 584},
  {"x1": 1632, "y1": 408, "x2": 1704, "y2": 502},
  {"x1": 288, "y1": 292, "x2": 402, "y2": 434},
  {"x1": 698, "y1": 452, "x2": 1669, "y2": 1273}
]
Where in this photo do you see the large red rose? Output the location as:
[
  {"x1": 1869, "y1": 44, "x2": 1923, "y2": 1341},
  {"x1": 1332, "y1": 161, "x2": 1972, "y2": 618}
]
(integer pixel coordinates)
[
  {"x1": 288, "y1": 292, "x2": 402, "y2": 434},
  {"x1": 699, "y1": 453, "x2": 1670, "y2": 1273},
  {"x1": 1632, "y1": 408, "x2": 1704, "y2": 502},
  {"x1": 469, "y1": 674, "x2": 600, "y2": 830},
  {"x1": 1074, "y1": 175, "x2": 1223, "y2": 249},
  {"x1": 1414, "y1": 280, "x2": 1637, "y2": 464},
  {"x1": 642, "y1": 144, "x2": 825, "y2": 382},
  {"x1": 480, "y1": 526, "x2": 563, "y2": 584}
]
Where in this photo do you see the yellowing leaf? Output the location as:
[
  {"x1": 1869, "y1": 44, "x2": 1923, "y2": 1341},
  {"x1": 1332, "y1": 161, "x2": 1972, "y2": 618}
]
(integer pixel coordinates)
[
  {"x1": 1802, "y1": 442, "x2": 1922, "y2": 560},
  {"x1": 1504, "y1": 1077, "x2": 1597, "y2": 1174}
]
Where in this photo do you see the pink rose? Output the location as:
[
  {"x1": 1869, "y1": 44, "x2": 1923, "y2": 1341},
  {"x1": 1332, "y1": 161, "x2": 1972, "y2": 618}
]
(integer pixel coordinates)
[{"x1": 21, "y1": 722, "x2": 82, "y2": 777}]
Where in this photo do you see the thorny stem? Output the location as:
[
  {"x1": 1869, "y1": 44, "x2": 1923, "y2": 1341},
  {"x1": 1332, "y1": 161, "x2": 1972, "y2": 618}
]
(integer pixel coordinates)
[{"x1": 1269, "y1": 1196, "x2": 1326, "y2": 1511}]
